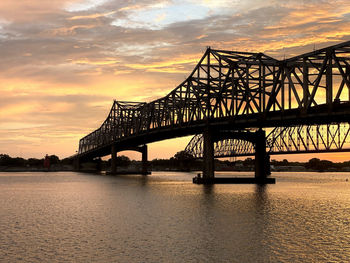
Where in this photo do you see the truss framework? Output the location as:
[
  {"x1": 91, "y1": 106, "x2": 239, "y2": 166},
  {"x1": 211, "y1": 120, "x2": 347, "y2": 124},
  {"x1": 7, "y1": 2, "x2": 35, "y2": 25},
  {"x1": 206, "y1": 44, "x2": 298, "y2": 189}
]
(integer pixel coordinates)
[
  {"x1": 185, "y1": 123, "x2": 350, "y2": 158},
  {"x1": 79, "y1": 41, "x2": 350, "y2": 155}
]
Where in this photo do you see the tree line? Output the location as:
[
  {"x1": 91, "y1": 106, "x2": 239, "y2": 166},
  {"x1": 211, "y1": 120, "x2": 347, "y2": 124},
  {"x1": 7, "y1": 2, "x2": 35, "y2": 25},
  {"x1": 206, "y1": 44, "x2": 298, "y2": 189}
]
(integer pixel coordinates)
[
  {"x1": 1, "y1": 152, "x2": 350, "y2": 172},
  {"x1": 0, "y1": 154, "x2": 69, "y2": 168}
]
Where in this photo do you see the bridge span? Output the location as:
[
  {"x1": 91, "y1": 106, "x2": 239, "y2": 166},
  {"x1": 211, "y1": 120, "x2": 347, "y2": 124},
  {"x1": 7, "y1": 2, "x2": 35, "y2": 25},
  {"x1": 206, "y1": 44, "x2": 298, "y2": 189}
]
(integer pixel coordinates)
[{"x1": 75, "y1": 41, "x2": 350, "y2": 182}]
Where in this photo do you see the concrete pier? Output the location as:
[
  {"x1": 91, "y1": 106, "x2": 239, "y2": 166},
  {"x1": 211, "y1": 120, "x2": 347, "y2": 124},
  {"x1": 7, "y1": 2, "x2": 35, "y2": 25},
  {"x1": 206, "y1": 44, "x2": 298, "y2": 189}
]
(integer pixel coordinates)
[
  {"x1": 193, "y1": 177, "x2": 275, "y2": 184},
  {"x1": 73, "y1": 157, "x2": 80, "y2": 171},
  {"x1": 111, "y1": 144, "x2": 117, "y2": 174},
  {"x1": 141, "y1": 145, "x2": 148, "y2": 175},
  {"x1": 203, "y1": 127, "x2": 214, "y2": 178},
  {"x1": 255, "y1": 129, "x2": 268, "y2": 179},
  {"x1": 96, "y1": 158, "x2": 102, "y2": 171},
  {"x1": 195, "y1": 128, "x2": 274, "y2": 185}
]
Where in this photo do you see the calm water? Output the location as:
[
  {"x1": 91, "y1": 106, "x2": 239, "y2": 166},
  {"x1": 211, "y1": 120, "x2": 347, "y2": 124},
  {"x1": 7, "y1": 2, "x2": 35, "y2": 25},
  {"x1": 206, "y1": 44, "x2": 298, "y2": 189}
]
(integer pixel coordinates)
[{"x1": 0, "y1": 171, "x2": 349, "y2": 262}]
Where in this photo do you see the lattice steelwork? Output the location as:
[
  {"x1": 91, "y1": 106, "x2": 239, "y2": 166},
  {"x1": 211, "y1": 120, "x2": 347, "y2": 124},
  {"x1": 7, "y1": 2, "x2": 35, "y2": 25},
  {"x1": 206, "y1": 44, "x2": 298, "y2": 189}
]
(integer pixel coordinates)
[
  {"x1": 79, "y1": 41, "x2": 350, "y2": 156},
  {"x1": 79, "y1": 101, "x2": 145, "y2": 153},
  {"x1": 185, "y1": 123, "x2": 350, "y2": 158},
  {"x1": 268, "y1": 123, "x2": 350, "y2": 155}
]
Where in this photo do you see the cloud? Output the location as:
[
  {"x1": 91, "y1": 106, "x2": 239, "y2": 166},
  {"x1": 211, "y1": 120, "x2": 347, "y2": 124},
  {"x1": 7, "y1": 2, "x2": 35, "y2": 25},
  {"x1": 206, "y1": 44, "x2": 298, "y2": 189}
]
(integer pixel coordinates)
[{"x1": 68, "y1": 10, "x2": 116, "y2": 20}]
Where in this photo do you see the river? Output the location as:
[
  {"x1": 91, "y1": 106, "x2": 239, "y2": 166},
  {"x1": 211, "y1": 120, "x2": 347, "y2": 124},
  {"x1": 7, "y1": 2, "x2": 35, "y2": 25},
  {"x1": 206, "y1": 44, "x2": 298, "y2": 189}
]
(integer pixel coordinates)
[{"x1": 0, "y1": 171, "x2": 349, "y2": 262}]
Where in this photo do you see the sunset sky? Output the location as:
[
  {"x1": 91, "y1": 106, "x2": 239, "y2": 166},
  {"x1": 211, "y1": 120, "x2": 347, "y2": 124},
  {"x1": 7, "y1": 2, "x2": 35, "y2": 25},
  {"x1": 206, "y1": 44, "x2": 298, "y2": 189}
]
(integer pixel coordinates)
[{"x1": 1, "y1": 0, "x2": 350, "y2": 161}]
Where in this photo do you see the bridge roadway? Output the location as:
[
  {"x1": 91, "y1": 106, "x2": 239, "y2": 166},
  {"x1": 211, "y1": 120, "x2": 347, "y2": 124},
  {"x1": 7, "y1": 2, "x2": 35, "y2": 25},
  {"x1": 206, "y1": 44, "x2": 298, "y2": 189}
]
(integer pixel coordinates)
[{"x1": 75, "y1": 41, "x2": 350, "y2": 182}]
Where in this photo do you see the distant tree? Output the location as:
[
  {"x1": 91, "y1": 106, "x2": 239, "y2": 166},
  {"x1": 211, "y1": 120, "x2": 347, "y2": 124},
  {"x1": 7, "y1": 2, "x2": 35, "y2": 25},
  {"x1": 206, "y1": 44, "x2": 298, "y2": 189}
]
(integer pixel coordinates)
[
  {"x1": 12, "y1": 157, "x2": 26, "y2": 167},
  {"x1": 243, "y1": 158, "x2": 254, "y2": 166},
  {"x1": 107, "y1": 155, "x2": 131, "y2": 167},
  {"x1": 117, "y1": 155, "x2": 131, "y2": 167},
  {"x1": 174, "y1": 151, "x2": 194, "y2": 161},
  {"x1": 48, "y1": 155, "x2": 60, "y2": 165},
  {"x1": 282, "y1": 159, "x2": 289, "y2": 166},
  {"x1": 173, "y1": 151, "x2": 195, "y2": 171},
  {"x1": 0, "y1": 154, "x2": 11, "y2": 166},
  {"x1": 28, "y1": 158, "x2": 42, "y2": 167},
  {"x1": 305, "y1": 158, "x2": 334, "y2": 171},
  {"x1": 0, "y1": 154, "x2": 26, "y2": 167}
]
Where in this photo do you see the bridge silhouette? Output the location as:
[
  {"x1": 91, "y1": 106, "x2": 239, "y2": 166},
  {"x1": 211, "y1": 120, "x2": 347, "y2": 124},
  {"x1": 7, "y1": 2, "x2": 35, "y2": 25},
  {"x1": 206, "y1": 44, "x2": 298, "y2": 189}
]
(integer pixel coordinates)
[
  {"x1": 75, "y1": 41, "x2": 350, "y2": 183},
  {"x1": 185, "y1": 123, "x2": 350, "y2": 158}
]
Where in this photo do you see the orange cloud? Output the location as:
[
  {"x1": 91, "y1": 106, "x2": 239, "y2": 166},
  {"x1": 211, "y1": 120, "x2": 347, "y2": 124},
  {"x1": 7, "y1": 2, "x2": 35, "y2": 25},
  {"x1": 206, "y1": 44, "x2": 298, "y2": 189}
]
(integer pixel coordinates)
[
  {"x1": 125, "y1": 56, "x2": 200, "y2": 73},
  {"x1": 196, "y1": 34, "x2": 208, "y2": 40},
  {"x1": 266, "y1": 1, "x2": 350, "y2": 30},
  {"x1": 68, "y1": 11, "x2": 116, "y2": 20},
  {"x1": 1, "y1": 103, "x2": 39, "y2": 116},
  {"x1": 49, "y1": 24, "x2": 96, "y2": 36},
  {"x1": 70, "y1": 58, "x2": 119, "y2": 65},
  {"x1": 118, "y1": 5, "x2": 142, "y2": 12}
]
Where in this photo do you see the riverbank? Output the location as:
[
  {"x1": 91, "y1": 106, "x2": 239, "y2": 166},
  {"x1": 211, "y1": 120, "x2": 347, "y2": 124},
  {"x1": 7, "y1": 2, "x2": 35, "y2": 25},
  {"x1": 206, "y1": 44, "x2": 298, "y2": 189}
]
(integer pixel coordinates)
[
  {"x1": 0, "y1": 165, "x2": 74, "y2": 172},
  {"x1": 2, "y1": 165, "x2": 350, "y2": 173}
]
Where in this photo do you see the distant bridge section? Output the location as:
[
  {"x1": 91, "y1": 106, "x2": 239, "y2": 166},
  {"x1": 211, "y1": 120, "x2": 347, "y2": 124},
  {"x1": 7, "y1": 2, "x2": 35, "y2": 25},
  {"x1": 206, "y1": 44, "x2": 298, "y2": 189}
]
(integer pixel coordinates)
[
  {"x1": 76, "y1": 41, "x2": 350, "y2": 181},
  {"x1": 185, "y1": 123, "x2": 350, "y2": 158}
]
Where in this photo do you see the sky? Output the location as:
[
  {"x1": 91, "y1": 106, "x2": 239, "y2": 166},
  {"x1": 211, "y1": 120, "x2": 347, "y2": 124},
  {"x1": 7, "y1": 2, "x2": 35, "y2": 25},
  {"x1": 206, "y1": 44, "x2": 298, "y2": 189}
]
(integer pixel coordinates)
[{"x1": 1, "y1": 0, "x2": 350, "y2": 162}]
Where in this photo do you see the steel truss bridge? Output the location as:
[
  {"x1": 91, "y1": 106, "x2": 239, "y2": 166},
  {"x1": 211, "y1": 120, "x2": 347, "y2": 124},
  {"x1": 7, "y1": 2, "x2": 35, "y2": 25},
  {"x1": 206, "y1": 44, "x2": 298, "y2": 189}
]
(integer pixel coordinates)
[{"x1": 76, "y1": 41, "x2": 350, "y2": 180}]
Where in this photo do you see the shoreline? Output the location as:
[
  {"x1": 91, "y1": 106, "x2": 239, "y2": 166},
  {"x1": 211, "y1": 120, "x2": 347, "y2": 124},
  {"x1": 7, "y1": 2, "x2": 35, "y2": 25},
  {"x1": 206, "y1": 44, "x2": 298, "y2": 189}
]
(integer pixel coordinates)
[{"x1": 2, "y1": 167, "x2": 350, "y2": 173}]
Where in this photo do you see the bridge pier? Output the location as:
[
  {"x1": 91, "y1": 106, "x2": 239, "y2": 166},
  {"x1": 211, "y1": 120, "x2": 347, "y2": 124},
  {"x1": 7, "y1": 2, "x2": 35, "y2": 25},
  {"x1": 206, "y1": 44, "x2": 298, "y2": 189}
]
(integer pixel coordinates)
[
  {"x1": 193, "y1": 128, "x2": 274, "y2": 184},
  {"x1": 96, "y1": 157, "x2": 102, "y2": 171},
  {"x1": 111, "y1": 144, "x2": 117, "y2": 174},
  {"x1": 203, "y1": 127, "x2": 214, "y2": 178},
  {"x1": 141, "y1": 145, "x2": 148, "y2": 175},
  {"x1": 254, "y1": 129, "x2": 270, "y2": 180},
  {"x1": 73, "y1": 157, "x2": 80, "y2": 171},
  {"x1": 109, "y1": 144, "x2": 150, "y2": 175}
]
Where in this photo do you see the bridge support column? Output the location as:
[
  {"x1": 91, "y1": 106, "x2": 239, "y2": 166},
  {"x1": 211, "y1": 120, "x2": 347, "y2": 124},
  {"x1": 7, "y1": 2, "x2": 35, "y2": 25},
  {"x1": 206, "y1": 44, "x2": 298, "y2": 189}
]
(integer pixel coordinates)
[
  {"x1": 203, "y1": 127, "x2": 214, "y2": 178},
  {"x1": 73, "y1": 157, "x2": 80, "y2": 171},
  {"x1": 255, "y1": 129, "x2": 269, "y2": 180},
  {"x1": 111, "y1": 144, "x2": 117, "y2": 174},
  {"x1": 141, "y1": 145, "x2": 148, "y2": 175},
  {"x1": 96, "y1": 158, "x2": 102, "y2": 171}
]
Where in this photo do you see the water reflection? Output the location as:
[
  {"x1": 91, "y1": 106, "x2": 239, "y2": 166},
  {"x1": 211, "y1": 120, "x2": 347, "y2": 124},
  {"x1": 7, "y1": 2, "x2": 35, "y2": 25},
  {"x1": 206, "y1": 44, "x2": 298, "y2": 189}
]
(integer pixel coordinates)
[
  {"x1": 139, "y1": 175, "x2": 149, "y2": 186},
  {"x1": 202, "y1": 184, "x2": 215, "y2": 196},
  {"x1": 1, "y1": 171, "x2": 350, "y2": 262},
  {"x1": 104, "y1": 173, "x2": 150, "y2": 186},
  {"x1": 254, "y1": 184, "x2": 268, "y2": 206},
  {"x1": 252, "y1": 184, "x2": 271, "y2": 260}
]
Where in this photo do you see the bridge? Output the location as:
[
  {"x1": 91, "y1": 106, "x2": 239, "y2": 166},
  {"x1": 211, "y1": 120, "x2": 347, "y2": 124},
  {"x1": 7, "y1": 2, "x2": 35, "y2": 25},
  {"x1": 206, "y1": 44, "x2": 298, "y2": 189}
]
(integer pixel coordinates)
[{"x1": 75, "y1": 41, "x2": 350, "y2": 183}]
